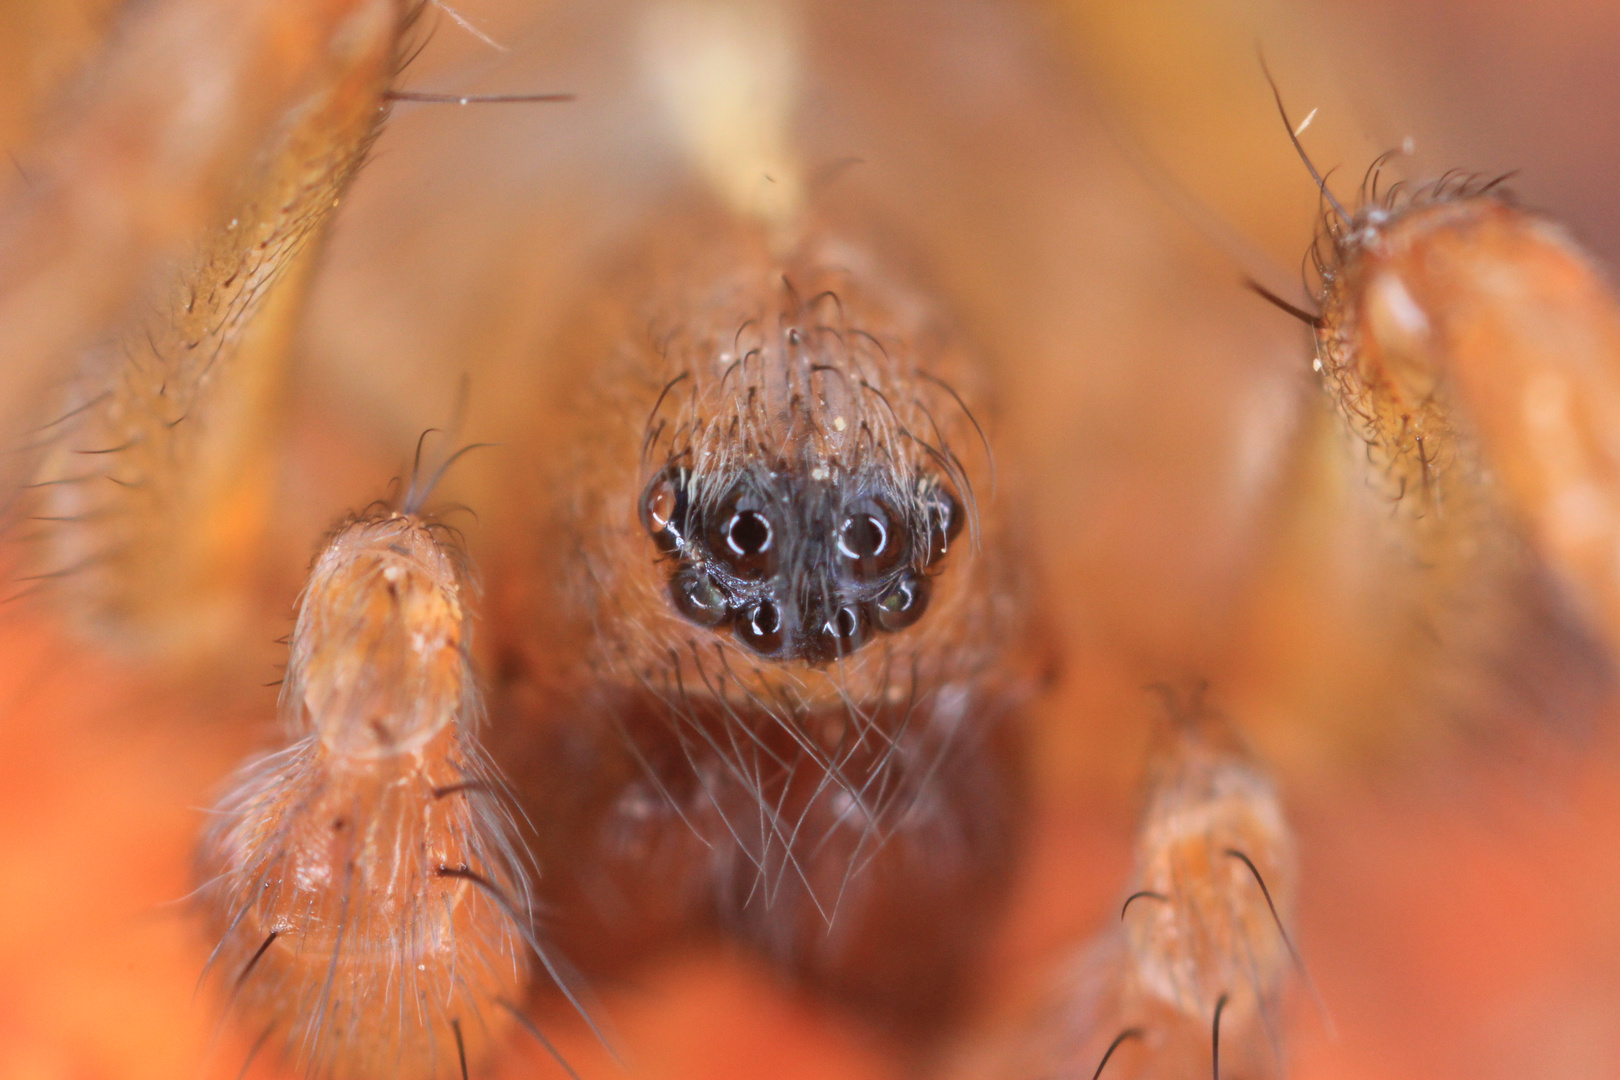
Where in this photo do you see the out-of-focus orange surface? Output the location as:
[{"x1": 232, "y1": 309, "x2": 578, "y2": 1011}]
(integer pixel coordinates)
[{"x1": 4, "y1": 1, "x2": 1620, "y2": 1078}]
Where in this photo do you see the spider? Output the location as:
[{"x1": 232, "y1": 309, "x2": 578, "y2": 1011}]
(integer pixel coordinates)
[{"x1": 2, "y1": 2, "x2": 1619, "y2": 1080}]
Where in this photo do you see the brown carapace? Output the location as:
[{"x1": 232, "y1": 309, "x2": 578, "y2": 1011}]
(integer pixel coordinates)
[
  {"x1": 493, "y1": 206, "x2": 1038, "y2": 1032},
  {"x1": 196, "y1": 512, "x2": 535, "y2": 1080}
]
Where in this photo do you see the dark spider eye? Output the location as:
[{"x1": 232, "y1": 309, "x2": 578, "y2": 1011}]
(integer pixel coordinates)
[
  {"x1": 640, "y1": 469, "x2": 689, "y2": 554},
  {"x1": 708, "y1": 488, "x2": 776, "y2": 579},
  {"x1": 821, "y1": 602, "x2": 869, "y2": 657},
  {"x1": 924, "y1": 486, "x2": 964, "y2": 565},
  {"x1": 838, "y1": 514, "x2": 886, "y2": 559},
  {"x1": 668, "y1": 566, "x2": 728, "y2": 627},
  {"x1": 726, "y1": 510, "x2": 772, "y2": 556},
  {"x1": 872, "y1": 572, "x2": 930, "y2": 632},
  {"x1": 734, "y1": 599, "x2": 784, "y2": 654},
  {"x1": 836, "y1": 500, "x2": 904, "y2": 578}
]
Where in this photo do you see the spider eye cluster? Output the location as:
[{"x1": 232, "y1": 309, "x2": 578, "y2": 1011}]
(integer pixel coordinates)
[{"x1": 639, "y1": 465, "x2": 964, "y2": 663}]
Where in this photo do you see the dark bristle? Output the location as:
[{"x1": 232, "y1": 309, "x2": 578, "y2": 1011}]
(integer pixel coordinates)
[
  {"x1": 1120, "y1": 889, "x2": 1170, "y2": 919},
  {"x1": 1244, "y1": 278, "x2": 1325, "y2": 329},
  {"x1": 233, "y1": 930, "x2": 279, "y2": 991},
  {"x1": 386, "y1": 89, "x2": 576, "y2": 106},
  {"x1": 1258, "y1": 53, "x2": 1348, "y2": 225},
  {"x1": 452, "y1": 1017, "x2": 469, "y2": 1080},
  {"x1": 1092, "y1": 1028, "x2": 1145, "y2": 1080},
  {"x1": 497, "y1": 999, "x2": 587, "y2": 1080},
  {"x1": 432, "y1": 780, "x2": 483, "y2": 800}
]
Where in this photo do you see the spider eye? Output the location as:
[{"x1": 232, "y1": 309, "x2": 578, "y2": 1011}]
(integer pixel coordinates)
[
  {"x1": 924, "y1": 486, "x2": 964, "y2": 564},
  {"x1": 835, "y1": 496, "x2": 906, "y2": 581},
  {"x1": 734, "y1": 598, "x2": 784, "y2": 654},
  {"x1": 872, "y1": 571, "x2": 930, "y2": 632},
  {"x1": 708, "y1": 488, "x2": 776, "y2": 579},
  {"x1": 838, "y1": 512, "x2": 887, "y2": 559},
  {"x1": 821, "y1": 602, "x2": 869, "y2": 657},
  {"x1": 726, "y1": 510, "x2": 772, "y2": 556},
  {"x1": 641, "y1": 469, "x2": 689, "y2": 554},
  {"x1": 668, "y1": 566, "x2": 728, "y2": 627}
]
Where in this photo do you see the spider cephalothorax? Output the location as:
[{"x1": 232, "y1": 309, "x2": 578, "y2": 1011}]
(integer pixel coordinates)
[{"x1": 488, "y1": 206, "x2": 1034, "y2": 1030}]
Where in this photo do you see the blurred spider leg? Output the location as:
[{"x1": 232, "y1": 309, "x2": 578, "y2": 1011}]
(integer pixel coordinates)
[
  {"x1": 954, "y1": 691, "x2": 1298, "y2": 1080},
  {"x1": 1264, "y1": 151, "x2": 1618, "y2": 741},
  {"x1": 1314, "y1": 184, "x2": 1620, "y2": 671},
  {"x1": 12, "y1": 0, "x2": 416, "y2": 653},
  {"x1": 195, "y1": 503, "x2": 545, "y2": 1079},
  {"x1": 1113, "y1": 695, "x2": 1297, "y2": 1078},
  {"x1": 0, "y1": 0, "x2": 414, "y2": 468}
]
